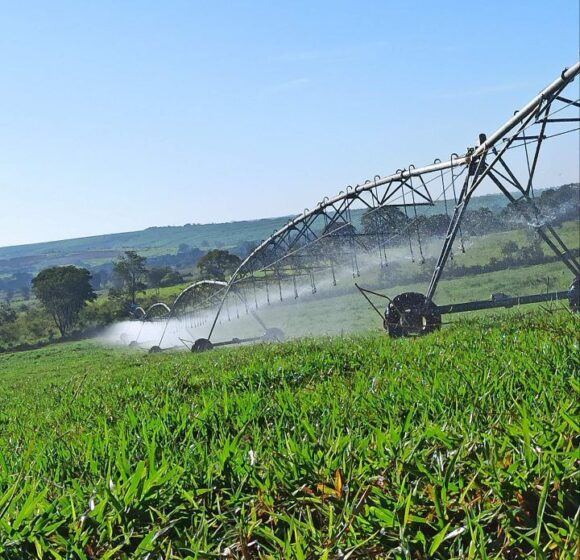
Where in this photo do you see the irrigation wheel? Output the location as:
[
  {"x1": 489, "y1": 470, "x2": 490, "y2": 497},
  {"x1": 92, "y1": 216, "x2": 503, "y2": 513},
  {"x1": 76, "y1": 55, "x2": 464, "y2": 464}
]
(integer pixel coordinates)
[
  {"x1": 192, "y1": 338, "x2": 214, "y2": 353},
  {"x1": 384, "y1": 292, "x2": 441, "y2": 337}
]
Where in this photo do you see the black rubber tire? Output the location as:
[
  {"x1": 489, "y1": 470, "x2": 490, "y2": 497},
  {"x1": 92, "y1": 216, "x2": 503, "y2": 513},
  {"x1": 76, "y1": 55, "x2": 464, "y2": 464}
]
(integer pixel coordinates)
[
  {"x1": 192, "y1": 338, "x2": 214, "y2": 353},
  {"x1": 384, "y1": 292, "x2": 441, "y2": 337}
]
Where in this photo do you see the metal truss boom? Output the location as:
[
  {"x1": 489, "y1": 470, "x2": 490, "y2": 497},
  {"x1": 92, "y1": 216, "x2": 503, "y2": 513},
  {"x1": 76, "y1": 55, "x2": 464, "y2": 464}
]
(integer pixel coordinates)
[
  {"x1": 149, "y1": 61, "x2": 579, "y2": 349},
  {"x1": 199, "y1": 61, "x2": 579, "y2": 341}
]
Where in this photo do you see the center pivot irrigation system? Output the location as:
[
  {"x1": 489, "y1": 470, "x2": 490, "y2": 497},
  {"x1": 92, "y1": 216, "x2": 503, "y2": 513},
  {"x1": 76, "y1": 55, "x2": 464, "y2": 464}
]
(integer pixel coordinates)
[{"x1": 132, "y1": 62, "x2": 579, "y2": 352}]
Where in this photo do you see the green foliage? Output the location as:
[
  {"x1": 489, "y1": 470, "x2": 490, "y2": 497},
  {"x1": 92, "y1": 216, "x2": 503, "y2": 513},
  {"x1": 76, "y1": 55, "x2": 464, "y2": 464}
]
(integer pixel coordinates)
[
  {"x1": 79, "y1": 297, "x2": 126, "y2": 328},
  {"x1": 32, "y1": 266, "x2": 96, "y2": 336},
  {"x1": 361, "y1": 206, "x2": 409, "y2": 237},
  {"x1": 0, "y1": 313, "x2": 578, "y2": 557},
  {"x1": 197, "y1": 249, "x2": 242, "y2": 281},
  {"x1": 501, "y1": 240, "x2": 519, "y2": 257},
  {"x1": 0, "y1": 304, "x2": 21, "y2": 349},
  {"x1": 113, "y1": 251, "x2": 148, "y2": 305},
  {"x1": 146, "y1": 266, "x2": 166, "y2": 291},
  {"x1": 0, "y1": 303, "x2": 16, "y2": 324},
  {"x1": 160, "y1": 270, "x2": 184, "y2": 288},
  {"x1": 146, "y1": 267, "x2": 185, "y2": 296}
]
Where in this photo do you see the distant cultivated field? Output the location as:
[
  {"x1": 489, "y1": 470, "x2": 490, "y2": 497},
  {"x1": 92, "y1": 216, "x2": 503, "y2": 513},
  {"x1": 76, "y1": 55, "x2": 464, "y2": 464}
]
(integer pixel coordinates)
[{"x1": 0, "y1": 312, "x2": 578, "y2": 557}]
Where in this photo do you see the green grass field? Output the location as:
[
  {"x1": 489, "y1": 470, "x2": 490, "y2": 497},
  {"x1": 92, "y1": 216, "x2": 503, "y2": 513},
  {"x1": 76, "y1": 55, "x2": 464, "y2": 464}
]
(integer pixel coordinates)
[{"x1": 0, "y1": 312, "x2": 578, "y2": 558}]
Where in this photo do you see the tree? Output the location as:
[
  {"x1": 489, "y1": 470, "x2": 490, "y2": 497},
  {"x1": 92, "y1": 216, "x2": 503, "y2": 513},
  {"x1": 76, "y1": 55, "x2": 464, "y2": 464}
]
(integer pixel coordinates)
[
  {"x1": 146, "y1": 267, "x2": 183, "y2": 292},
  {"x1": 20, "y1": 284, "x2": 31, "y2": 300},
  {"x1": 197, "y1": 250, "x2": 241, "y2": 281},
  {"x1": 90, "y1": 270, "x2": 108, "y2": 291},
  {"x1": 0, "y1": 303, "x2": 19, "y2": 347},
  {"x1": 361, "y1": 206, "x2": 409, "y2": 238},
  {"x1": 322, "y1": 221, "x2": 356, "y2": 237},
  {"x1": 113, "y1": 251, "x2": 148, "y2": 304},
  {"x1": 174, "y1": 246, "x2": 204, "y2": 268},
  {"x1": 520, "y1": 240, "x2": 544, "y2": 263},
  {"x1": 463, "y1": 207, "x2": 498, "y2": 235},
  {"x1": 0, "y1": 303, "x2": 17, "y2": 324},
  {"x1": 160, "y1": 270, "x2": 184, "y2": 287},
  {"x1": 423, "y1": 213, "x2": 451, "y2": 236},
  {"x1": 148, "y1": 266, "x2": 171, "y2": 294},
  {"x1": 12, "y1": 272, "x2": 33, "y2": 300},
  {"x1": 232, "y1": 240, "x2": 258, "y2": 259},
  {"x1": 32, "y1": 266, "x2": 96, "y2": 336},
  {"x1": 501, "y1": 240, "x2": 519, "y2": 259}
]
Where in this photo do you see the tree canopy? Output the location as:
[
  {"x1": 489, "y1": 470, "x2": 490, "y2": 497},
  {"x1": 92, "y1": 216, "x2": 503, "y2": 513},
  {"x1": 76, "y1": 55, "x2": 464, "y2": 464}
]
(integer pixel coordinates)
[
  {"x1": 361, "y1": 206, "x2": 409, "y2": 238},
  {"x1": 0, "y1": 303, "x2": 17, "y2": 324},
  {"x1": 197, "y1": 250, "x2": 241, "y2": 281},
  {"x1": 32, "y1": 266, "x2": 96, "y2": 336},
  {"x1": 113, "y1": 251, "x2": 148, "y2": 304},
  {"x1": 148, "y1": 266, "x2": 184, "y2": 293},
  {"x1": 322, "y1": 221, "x2": 356, "y2": 237}
]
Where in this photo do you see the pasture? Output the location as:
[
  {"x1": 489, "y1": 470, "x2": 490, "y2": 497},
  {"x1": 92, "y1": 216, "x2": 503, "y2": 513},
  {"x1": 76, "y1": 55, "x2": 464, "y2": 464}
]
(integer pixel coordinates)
[{"x1": 0, "y1": 311, "x2": 578, "y2": 558}]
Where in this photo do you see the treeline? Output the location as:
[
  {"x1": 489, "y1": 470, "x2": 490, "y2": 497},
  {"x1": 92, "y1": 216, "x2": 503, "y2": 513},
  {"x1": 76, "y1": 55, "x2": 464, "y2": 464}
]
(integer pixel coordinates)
[
  {"x1": 84, "y1": 240, "x2": 255, "y2": 291},
  {"x1": 361, "y1": 183, "x2": 579, "y2": 240}
]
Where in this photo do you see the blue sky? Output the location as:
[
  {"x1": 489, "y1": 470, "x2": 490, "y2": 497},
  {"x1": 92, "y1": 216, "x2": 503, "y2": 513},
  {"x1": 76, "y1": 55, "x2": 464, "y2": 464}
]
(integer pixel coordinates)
[{"x1": 0, "y1": 0, "x2": 578, "y2": 246}]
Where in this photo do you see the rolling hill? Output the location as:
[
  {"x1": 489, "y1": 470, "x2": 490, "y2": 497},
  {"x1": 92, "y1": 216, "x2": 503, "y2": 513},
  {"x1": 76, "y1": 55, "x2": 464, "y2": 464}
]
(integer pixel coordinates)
[{"x1": 0, "y1": 191, "x2": 516, "y2": 277}]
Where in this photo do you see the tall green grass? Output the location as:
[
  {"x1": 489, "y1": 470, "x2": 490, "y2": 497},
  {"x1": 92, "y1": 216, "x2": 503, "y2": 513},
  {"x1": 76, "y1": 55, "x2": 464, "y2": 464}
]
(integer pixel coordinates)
[{"x1": 0, "y1": 312, "x2": 578, "y2": 558}]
